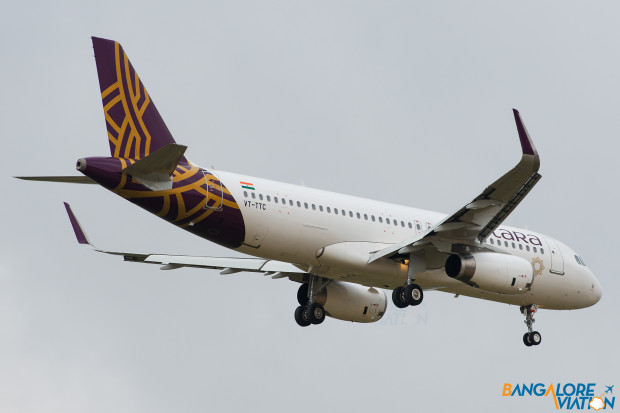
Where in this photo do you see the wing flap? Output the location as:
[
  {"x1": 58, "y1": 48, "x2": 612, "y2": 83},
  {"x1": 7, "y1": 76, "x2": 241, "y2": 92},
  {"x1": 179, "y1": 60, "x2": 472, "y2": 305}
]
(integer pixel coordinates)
[{"x1": 141, "y1": 255, "x2": 304, "y2": 273}]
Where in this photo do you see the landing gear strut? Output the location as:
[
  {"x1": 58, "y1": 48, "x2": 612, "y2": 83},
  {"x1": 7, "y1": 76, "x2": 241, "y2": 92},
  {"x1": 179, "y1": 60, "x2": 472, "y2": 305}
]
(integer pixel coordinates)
[
  {"x1": 392, "y1": 252, "x2": 425, "y2": 308},
  {"x1": 521, "y1": 304, "x2": 542, "y2": 346},
  {"x1": 294, "y1": 275, "x2": 329, "y2": 327}
]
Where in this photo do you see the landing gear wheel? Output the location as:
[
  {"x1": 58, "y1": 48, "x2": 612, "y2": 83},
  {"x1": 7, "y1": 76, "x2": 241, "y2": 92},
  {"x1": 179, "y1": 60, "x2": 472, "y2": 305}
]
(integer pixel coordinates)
[
  {"x1": 305, "y1": 303, "x2": 325, "y2": 325},
  {"x1": 404, "y1": 284, "x2": 423, "y2": 306},
  {"x1": 294, "y1": 305, "x2": 311, "y2": 327},
  {"x1": 297, "y1": 283, "x2": 309, "y2": 306},
  {"x1": 392, "y1": 286, "x2": 409, "y2": 308},
  {"x1": 521, "y1": 305, "x2": 541, "y2": 347}
]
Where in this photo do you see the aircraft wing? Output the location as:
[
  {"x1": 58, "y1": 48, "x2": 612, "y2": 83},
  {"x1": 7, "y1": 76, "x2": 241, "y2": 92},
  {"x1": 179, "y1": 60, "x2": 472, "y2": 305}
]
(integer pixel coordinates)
[
  {"x1": 64, "y1": 203, "x2": 305, "y2": 278},
  {"x1": 369, "y1": 109, "x2": 541, "y2": 262}
]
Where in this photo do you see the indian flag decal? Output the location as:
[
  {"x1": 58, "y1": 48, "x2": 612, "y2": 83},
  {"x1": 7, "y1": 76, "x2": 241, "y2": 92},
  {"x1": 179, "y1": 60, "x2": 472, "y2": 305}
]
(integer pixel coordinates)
[{"x1": 240, "y1": 181, "x2": 255, "y2": 190}]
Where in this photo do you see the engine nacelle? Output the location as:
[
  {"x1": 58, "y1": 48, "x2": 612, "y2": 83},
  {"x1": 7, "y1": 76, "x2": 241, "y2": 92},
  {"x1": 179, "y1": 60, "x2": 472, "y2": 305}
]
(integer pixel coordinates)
[
  {"x1": 315, "y1": 282, "x2": 387, "y2": 323},
  {"x1": 444, "y1": 252, "x2": 534, "y2": 295}
]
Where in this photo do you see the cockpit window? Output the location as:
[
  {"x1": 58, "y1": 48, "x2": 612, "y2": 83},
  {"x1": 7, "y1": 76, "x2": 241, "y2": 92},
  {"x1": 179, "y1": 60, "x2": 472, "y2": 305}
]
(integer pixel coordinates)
[{"x1": 574, "y1": 255, "x2": 587, "y2": 266}]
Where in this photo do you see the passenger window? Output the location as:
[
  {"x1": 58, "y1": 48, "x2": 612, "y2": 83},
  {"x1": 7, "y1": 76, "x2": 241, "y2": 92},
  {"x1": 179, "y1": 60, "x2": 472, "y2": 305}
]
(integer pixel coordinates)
[
  {"x1": 504, "y1": 241, "x2": 508, "y2": 247},
  {"x1": 327, "y1": 207, "x2": 331, "y2": 213},
  {"x1": 319, "y1": 205, "x2": 323, "y2": 212},
  {"x1": 379, "y1": 217, "x2": 383, "y2": 223},
  {"x1": 408, "y1": 222, "x2": 412, "y2": 229},
  {"x1": 282, "y1": 198, "x2": 286, "y2": 205},
  {"x1": 349, "y1": 211, "x2": 353, "y2": 217},
  {"x1": 364, "y1": 214, "x2": 368, "y2": 220},
  {"x1": 512, "y1": 242, "x2": 516, "y2": 249},
  {"x1": 289, "y1": 200, "x2": 293, "y2": 206},
  {"x1": 490, "y1": 238, "x2": 494, "y2": 245},
  {"x1": 274, "y1": 197, "x2": 278, "y2": 203},
  {"x1": 416, "y1": 223, "x2": 421, "y2": 230},
  {"x1": 312, "y1": 204, "x2": 316, "y2": 210},
  {"x1": 244, "y1": 191, "x2": 248, "y2": 198},
  {"x1": 356, "y1": 212, "x2": 360, "y2": 219},
  {"x1": 304, "y1": 203, "x2": 308, "y2": 209},
  {"x1": 297, "y1": 201, "x2": 301, "y2": 207},
  {"x1": 540, "y1": 248, "x2": 544, "y2": 254},
  {"x1": 371, "y1": 215, "x2": 376, "y2": 222},
  {"x1": 394, "y1": 220, "x2": 398, "y2": 227},
  {"x1": 266, "y1": 195, "x2": 271, "y2": 202},
  {"x1": 342, "y1": 210, "x2": 346, "y2": 216},
  {"x1": 386, "y1": 218, "x2": 391, "y2": 224},
  {"x1": 401, "y1": 221, "x2": 405, "y2": 227},
  {"x1": 334, "y1": 208, "x2": 338, "y2": 214},
  {"x1": 533, "y1": 247, "x2": 538, "y2": 253},
  {"x1": 251, "y1": 192, "x2": 256, "y2": 199},
  {"x1": 526, "y1": 245, "x2": 530, "y2": 252},
  {"x1": 519, "y1": 244, "x2": 523, "y2": 250},
  {"x1": 259, "y1": 194, "x2": 264, "y2": 201}
]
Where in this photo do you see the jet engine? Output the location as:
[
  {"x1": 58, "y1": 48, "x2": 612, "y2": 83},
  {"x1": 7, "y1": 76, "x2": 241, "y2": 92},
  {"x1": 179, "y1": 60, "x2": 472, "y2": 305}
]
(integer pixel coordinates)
[
  {"x1": 444, "y1": 252, "x2": 534, "y2": 294},
  {"x1": 313, "y1": 282, "x2": 387, "y2": 323}
]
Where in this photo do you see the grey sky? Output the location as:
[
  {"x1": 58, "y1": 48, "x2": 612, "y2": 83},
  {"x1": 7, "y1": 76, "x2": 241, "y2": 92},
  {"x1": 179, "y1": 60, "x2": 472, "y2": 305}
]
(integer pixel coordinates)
[{"x1": 2, "y1": 1, "x2": 618, "y2": 412}]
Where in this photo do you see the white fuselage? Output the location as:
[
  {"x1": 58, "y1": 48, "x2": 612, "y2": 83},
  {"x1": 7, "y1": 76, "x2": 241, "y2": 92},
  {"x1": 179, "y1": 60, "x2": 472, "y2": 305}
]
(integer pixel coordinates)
[{"x1": 215, "y1": 170, "x2": 601, "y2": 311}]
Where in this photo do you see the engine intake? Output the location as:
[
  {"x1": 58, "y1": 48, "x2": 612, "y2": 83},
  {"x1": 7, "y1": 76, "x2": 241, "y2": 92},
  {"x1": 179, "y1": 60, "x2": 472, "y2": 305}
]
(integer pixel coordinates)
[{"x1": 445, "y1": 252, "x2": 534, "y2": 295}]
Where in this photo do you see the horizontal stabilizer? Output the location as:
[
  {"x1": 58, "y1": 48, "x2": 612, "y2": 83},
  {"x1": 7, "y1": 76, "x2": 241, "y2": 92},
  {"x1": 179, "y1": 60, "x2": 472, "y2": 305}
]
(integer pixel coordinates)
[
  {"x1": 122, "y1": 143, "x2": 187, "y2": 191},
  {"x1": 15, "y1": 176, "x2": 95, "y2": 184}
]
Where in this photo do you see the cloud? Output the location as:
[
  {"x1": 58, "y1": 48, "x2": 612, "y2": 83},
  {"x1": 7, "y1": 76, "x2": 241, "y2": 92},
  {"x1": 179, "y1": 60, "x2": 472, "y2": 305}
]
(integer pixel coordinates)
[{"x1": 589, "y1": 397, "x2": 605, "y2": 411}]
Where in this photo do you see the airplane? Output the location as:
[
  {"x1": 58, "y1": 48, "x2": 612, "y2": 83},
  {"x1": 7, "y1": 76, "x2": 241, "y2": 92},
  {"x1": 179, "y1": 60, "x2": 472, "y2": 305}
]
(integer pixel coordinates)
[
  {"x1": 17, "y1": 37, "x2": 602, "y2": 347},
  {"x1": 606, "y1": 385, "x2": 614, "y2": 394}
]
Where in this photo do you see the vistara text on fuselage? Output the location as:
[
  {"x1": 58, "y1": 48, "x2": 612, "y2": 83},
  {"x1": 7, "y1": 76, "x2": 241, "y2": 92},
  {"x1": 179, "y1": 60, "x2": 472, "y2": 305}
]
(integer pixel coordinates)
[{"x1": 18, "y1": 37, "x2": 601, "y2": 347}]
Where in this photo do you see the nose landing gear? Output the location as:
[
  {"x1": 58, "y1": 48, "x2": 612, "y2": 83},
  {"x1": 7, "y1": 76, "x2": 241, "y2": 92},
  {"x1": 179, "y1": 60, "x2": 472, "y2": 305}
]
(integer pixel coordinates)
[{"x1": 521, "y1": 305, "x2": 542, "y2": 346}]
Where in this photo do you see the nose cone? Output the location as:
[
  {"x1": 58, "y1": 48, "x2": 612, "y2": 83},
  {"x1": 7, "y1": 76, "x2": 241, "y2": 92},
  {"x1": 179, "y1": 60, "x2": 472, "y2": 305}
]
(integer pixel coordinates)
[{"x1": 590, "y1": 272, "x2": 603, "y2": 305}]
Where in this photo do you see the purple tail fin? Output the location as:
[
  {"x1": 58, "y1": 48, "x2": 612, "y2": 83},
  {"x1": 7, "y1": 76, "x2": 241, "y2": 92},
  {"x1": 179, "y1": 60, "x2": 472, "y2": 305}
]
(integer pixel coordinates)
[{"x1": 92, "y1": 37, "x2": 185, "y2": 162}]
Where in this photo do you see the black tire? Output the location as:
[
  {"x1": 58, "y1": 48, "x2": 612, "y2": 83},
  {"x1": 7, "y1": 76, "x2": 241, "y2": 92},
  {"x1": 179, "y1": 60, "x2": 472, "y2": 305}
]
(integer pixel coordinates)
[
  {"x1": 529, "y1": 331, "x2": 542, "y2": 346},
  {"x1": 523, "y1": 332, "x2": 533, "y2": 347},
  {"x1": 392, "y1": 286, "x2": 408, "y2": 308},
  {"x1": 404, "y1": 283, "x2": 423, "y2": 306},
  {"x1": 294, "y1": 306, "x2": 311, "y2": 327},
  {"x1": 297, "y1": 283, "x2": 309, "y2": 306},
  {"x1": 305, "y1": 303, "x2": 325, "y2": 325}
]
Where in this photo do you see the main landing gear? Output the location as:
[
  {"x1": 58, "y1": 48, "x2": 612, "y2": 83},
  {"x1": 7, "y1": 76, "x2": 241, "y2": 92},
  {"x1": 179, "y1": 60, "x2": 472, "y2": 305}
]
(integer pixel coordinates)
[
  {"x1": 391, "y1": 283, "x2": 424, "y2": 308},
  {"x1": 392, "y1": 252, "x2": 425, "y2": 308},
  {"x1": 521, "y1": 304, "x2": 542, "y2": 347},
  {"x1": 294, "y1": 276, "x2": 329, "y2": 327}
]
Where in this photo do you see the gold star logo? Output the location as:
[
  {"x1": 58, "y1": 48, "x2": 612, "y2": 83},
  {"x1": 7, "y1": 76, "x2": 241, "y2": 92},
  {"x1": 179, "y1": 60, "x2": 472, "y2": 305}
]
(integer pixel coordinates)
[{"x1": 531, "y1": 257, "x2": 544, "y2": 276}]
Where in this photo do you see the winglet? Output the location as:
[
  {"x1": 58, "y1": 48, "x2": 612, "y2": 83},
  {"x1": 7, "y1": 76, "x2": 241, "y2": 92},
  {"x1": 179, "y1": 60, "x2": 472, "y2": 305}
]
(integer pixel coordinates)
[
  {"x1": 63, "y1": 202, "x2": 93, "y2": 246},
  {"x1": 513, "y1": 109, "x2": 537, "y2": 156}
]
